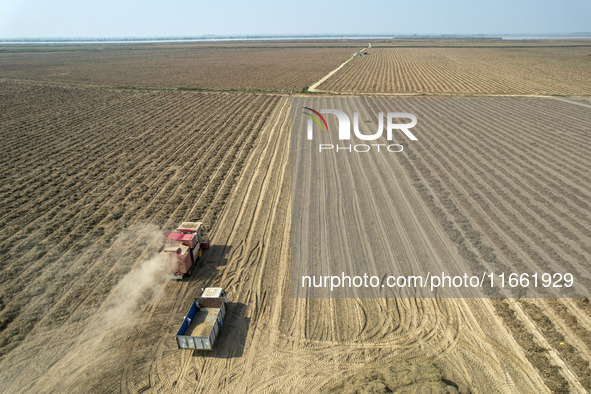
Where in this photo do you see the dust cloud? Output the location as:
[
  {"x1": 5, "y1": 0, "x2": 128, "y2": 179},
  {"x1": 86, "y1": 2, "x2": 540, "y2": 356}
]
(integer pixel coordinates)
[
  {"x1": 102, "y1": 252, "x2": 169, "y2": 331},
  {"x1": 39, "y1": 223, "x2": 174, "y2": 391},
  {"x1": 100, "y1": 223, "x2": 171, "y2": 330}
]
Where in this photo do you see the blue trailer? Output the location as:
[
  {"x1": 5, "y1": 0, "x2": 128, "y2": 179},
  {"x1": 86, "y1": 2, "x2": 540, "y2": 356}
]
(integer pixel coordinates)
[{"x1": 176, "y1": 288, "x2": 227, "y2": 350}]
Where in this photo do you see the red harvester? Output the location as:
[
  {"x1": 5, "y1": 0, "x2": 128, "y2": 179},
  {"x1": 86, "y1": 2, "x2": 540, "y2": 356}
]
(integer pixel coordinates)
[{"x1": 159, "y1": 221, "x2": 210, "y2": 280}]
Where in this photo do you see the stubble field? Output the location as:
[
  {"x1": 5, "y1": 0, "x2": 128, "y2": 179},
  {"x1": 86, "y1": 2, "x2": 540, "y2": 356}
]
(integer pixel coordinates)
[
  {"x1": 0, "y1": 40, "x2": 590, "y2": 393},
  {"x1": 0, "y1": 44, "x2": 355, "y2": 91}
]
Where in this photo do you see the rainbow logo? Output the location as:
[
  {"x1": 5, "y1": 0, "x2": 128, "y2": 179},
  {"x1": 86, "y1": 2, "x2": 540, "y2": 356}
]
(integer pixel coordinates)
[{"x1": 303, "y1": 107, "x2": 329, "y2": 131}]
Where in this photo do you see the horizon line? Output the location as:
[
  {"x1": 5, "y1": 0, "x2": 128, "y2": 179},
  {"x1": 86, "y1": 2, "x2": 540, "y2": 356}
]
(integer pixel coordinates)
[{"x1": 1, "y1": 32, "x2": 591, "y2": 42}]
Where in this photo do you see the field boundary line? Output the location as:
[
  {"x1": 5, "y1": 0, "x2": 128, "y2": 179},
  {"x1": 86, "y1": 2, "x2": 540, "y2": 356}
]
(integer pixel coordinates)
[
  {"x1": 0, "y1": 77, "x2": 289, "y2": 94},
  {"x1": 308, "y1": 46, "x2": 368, "y2": 92},
  {"x1": 547, "y1": 97, "x2": 591, "y2": 109}
]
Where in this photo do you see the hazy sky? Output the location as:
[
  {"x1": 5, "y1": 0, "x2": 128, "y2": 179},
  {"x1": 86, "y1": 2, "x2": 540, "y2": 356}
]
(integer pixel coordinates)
[{"x1": 0, "y1": 0, "x2": 590, "y2": 38}]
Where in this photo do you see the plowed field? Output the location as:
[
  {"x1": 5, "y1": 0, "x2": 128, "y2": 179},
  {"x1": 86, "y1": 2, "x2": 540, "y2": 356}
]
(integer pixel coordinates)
[
  {"x1": 0, "y1": 45, "x2": 354, "y2": 91},
  {"x1": 0, "y1": 40, "x2": 590, "y2": 393},
  {"x1": 318, "y1": 47, "x2": 591, "y2": 95}
]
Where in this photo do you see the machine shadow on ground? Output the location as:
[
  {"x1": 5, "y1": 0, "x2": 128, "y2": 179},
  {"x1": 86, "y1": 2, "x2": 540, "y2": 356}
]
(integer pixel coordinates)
[
  {"x1": 184, "y1": 244, "x2": 231, "y2": 284},
  {"x1": 200, "y1": 244, "x2": 232, "y2": 265}
]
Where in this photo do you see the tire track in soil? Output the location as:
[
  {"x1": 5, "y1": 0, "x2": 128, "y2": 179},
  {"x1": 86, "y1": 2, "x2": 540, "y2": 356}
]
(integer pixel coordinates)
[
  {"x1": 381, "y1": 95, "x2": 587, "y2": 392},
  {"x1": 163, "y1": 96, "x2": 552, "y2": 392},
  {"x1": 0, "y1": 82, "x2": 281, "y2": 392},
  {"x1": 2, "y1": 82, "x2": 587, "y2": 392},
  {"x1": 0, "y1": 88, "x2": 264, "y2": 358}
]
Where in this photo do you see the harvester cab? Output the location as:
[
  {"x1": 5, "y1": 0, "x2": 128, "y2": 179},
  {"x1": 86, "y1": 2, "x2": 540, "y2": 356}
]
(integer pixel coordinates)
[{"x1": 176, "y1": 221, "x2": 210, "y2": 251}]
